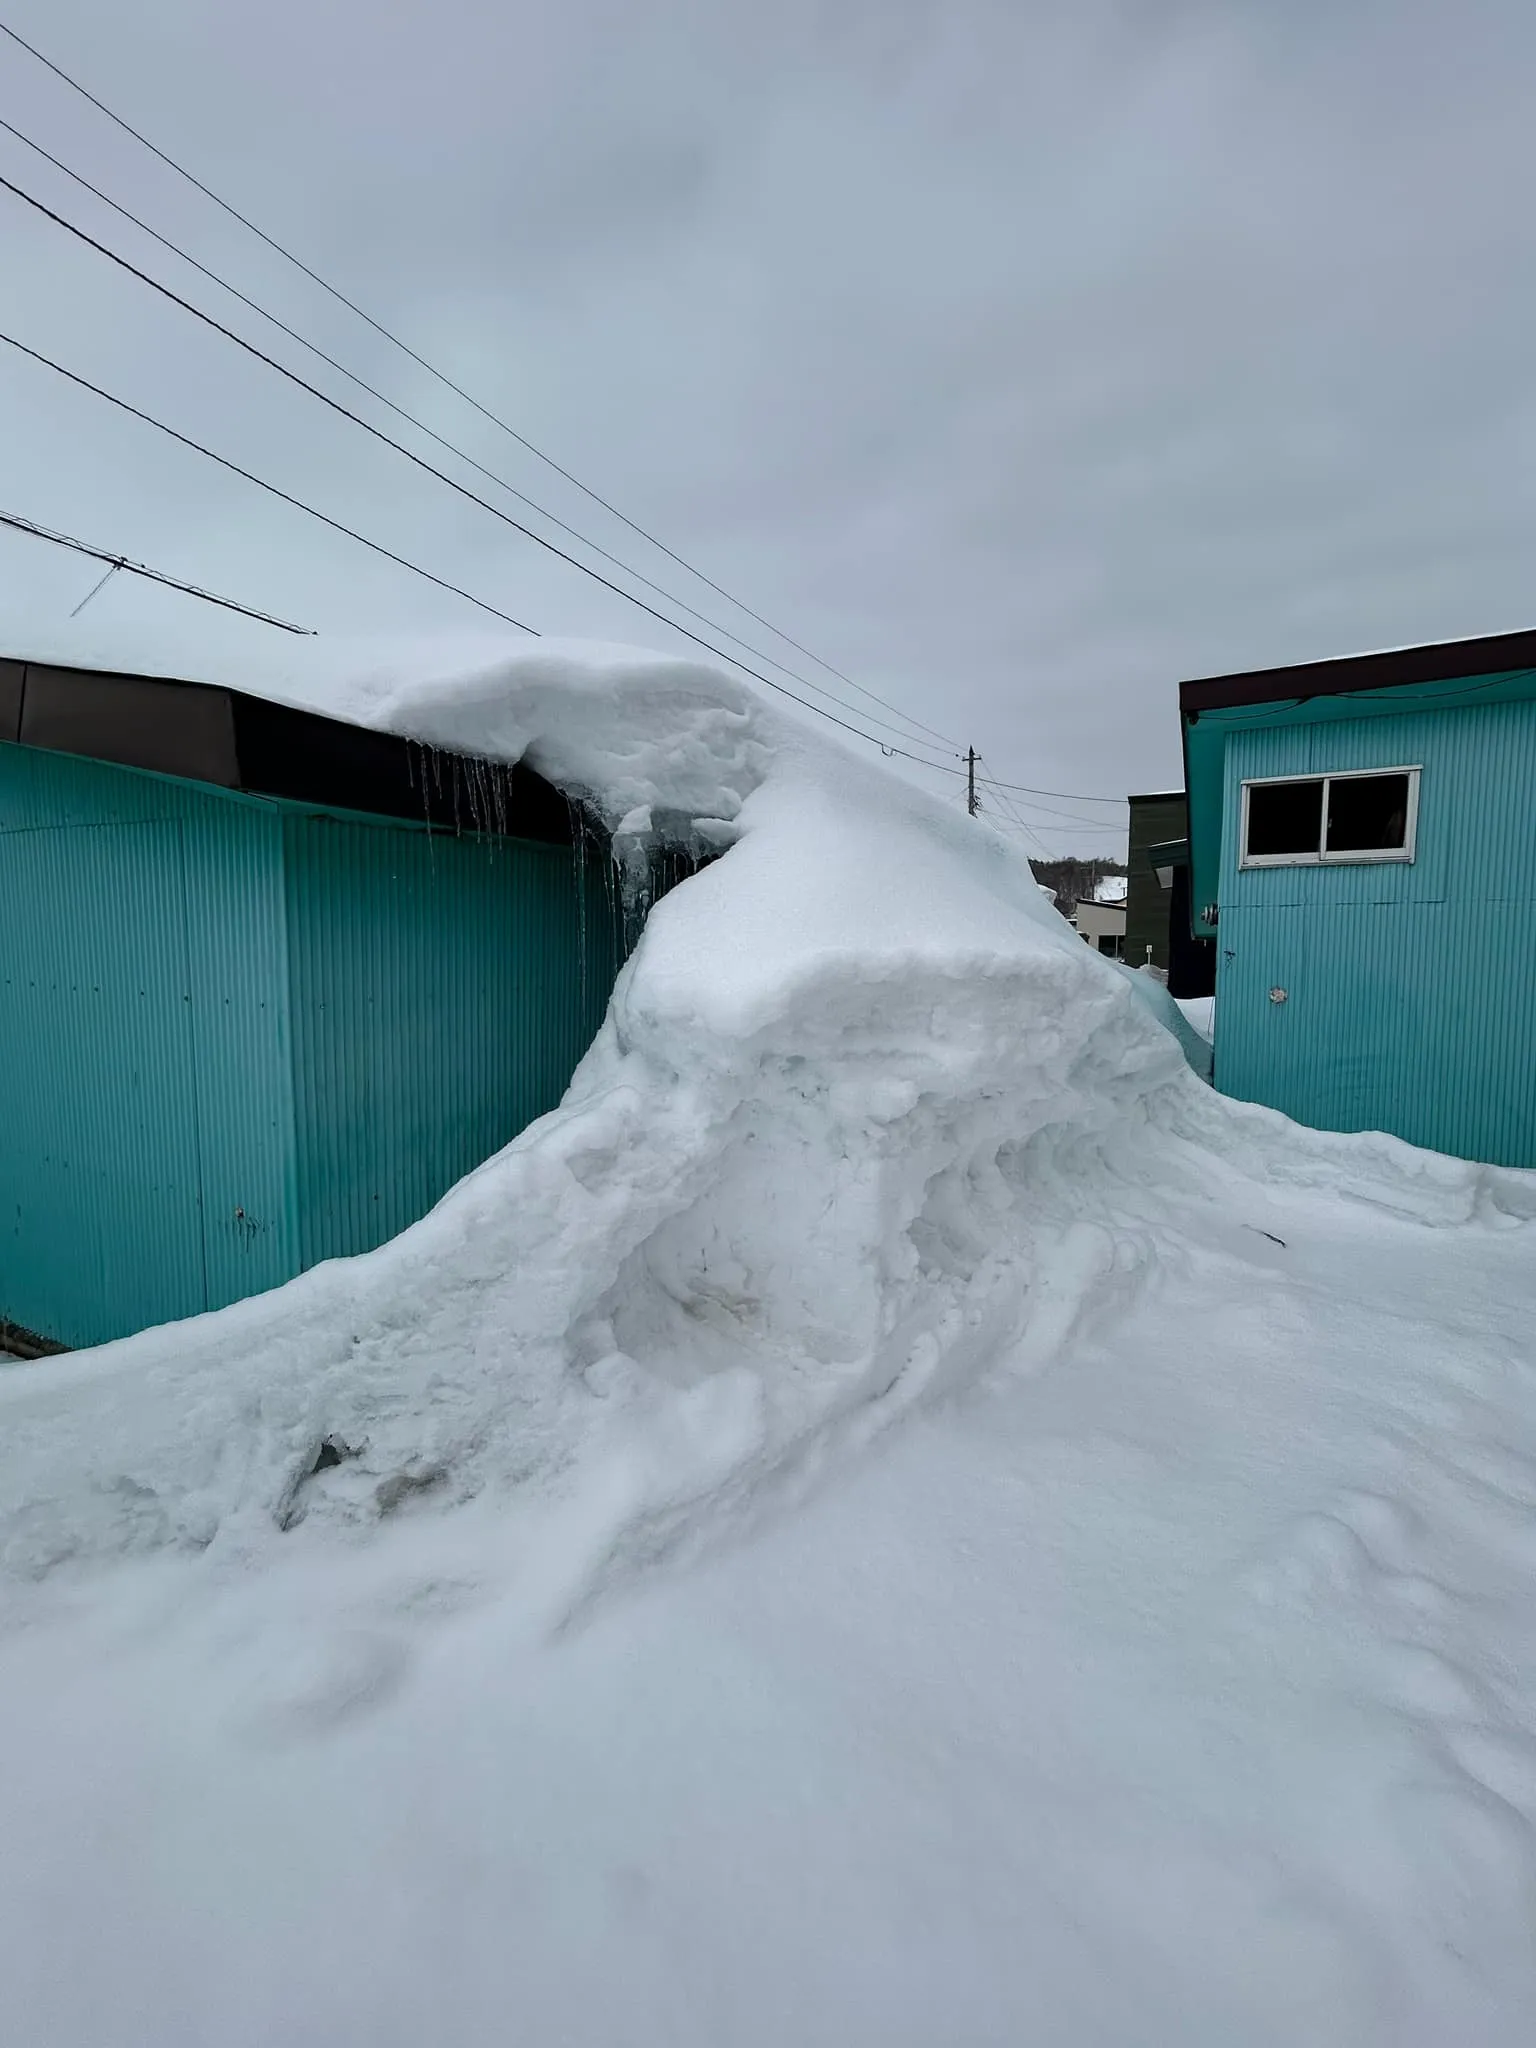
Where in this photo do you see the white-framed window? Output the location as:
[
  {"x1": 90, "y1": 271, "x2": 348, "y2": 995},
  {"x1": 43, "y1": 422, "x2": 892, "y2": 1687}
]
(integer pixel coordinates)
[{"x1": 1239, "y1": 766, "x2": 1420, "y2": 868}]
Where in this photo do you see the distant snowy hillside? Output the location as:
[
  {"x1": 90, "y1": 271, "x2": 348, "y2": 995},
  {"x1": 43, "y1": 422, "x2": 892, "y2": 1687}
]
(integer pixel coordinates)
[{"x1": 1, "y1": 639, "x2": 1535, "y2": 2046}]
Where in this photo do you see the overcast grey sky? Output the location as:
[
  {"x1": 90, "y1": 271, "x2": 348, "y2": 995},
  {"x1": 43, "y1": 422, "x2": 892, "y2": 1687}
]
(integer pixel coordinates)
[{"x1": 2, "y1": 0, "x2": 1532, "y2": 851}]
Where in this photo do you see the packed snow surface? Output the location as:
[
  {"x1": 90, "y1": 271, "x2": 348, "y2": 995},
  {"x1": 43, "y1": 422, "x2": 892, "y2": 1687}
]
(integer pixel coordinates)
[
  {"x1": 3, "y1": 636, "x2": 1536, "y2": 2045},
  {"x1": 1178, "y1": 990, "x2": 1217, "y2": 1041}
]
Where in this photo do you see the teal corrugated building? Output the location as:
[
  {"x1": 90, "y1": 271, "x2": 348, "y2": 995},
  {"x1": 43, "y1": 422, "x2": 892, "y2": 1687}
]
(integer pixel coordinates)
[
  {"x1": 0, "y1": 655, "x2": 620, "y2": 1352},
  {"x1": 1181, "y1": 627, "x2": 1536, "y2": 1167}
]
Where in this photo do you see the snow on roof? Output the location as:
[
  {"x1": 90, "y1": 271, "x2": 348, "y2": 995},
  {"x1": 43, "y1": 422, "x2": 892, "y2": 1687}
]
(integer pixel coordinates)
[
  {"x1": 0, "y1": 621, "x2": 767, "y2": 834},
  {"x1": 1093, "y1": 874, "x2": 1128, "y2": 904}
]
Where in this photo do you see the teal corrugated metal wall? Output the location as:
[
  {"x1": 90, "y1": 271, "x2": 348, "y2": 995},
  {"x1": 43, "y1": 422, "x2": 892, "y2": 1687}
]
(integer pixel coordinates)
[
  {"x1": 0, "y1": 741, "x2": 622, "y2": 1348},
  {"x1": 0, "y1": 743, "x2": 293, "y2": 1346},
  {"x1": 282, "y1": 811, "x2": 620, "y2": 1269},
  {"x1": 1214, "y1": 699, "x2": 1536, "y2": 1164},
  {"x1": 178, "y1": 797, "x2": 298, "y2": 1313}
]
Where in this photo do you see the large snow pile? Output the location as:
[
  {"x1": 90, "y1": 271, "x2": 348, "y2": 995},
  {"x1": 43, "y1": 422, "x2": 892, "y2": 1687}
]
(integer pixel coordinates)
[
  {"x1": 3, "y1": 639, "x2": 1536, "y2": 2044},
  {"x1": 0, "y1": 638, "x2": 1208, "y2": 1580}
]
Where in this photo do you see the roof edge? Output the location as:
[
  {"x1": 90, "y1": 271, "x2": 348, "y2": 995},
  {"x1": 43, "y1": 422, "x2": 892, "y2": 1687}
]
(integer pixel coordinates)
[
  {"x1": 1179, "y1": 627, "x2": 1536, "y2": 716},
  {"x1": 0, "y1": 654, "x2": 575, "y2": 846}
]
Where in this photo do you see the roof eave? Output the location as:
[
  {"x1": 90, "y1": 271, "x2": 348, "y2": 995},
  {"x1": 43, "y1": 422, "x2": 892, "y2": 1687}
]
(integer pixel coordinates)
[{"x1": 1180, "y1": 625, "x2": 1536, "y2": 716}]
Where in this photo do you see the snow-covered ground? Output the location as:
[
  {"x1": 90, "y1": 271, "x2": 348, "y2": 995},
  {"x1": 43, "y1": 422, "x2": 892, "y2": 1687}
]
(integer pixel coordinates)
[
  {"x1": 2, "y1": 640, "x2": 1535, "y2": 2045},
  {"x1": 1178, "y1": 990, "x2": 1216, "y2": 1041}
]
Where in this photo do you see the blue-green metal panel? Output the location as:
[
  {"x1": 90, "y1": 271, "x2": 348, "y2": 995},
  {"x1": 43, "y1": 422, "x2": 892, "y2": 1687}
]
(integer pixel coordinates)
[
  {"x1": 0, "y1": 814, "x2": 206, "y2": 1346},
  {"x1": 0, "y1": 738, "x2": 624, "y2": 1344},
  {"x1": 283, "y1": 811, "x2": 619, "y2": 1269},
  {"x1": 1214, "y1": 699, "x2": 1536, "y2": 1164},
  {"x1": 0, "y1": 743, "x2": 295, "y2": 1346},
  {"x1": 175, "y1": 798, "x2": 297, "y2": 1312}
]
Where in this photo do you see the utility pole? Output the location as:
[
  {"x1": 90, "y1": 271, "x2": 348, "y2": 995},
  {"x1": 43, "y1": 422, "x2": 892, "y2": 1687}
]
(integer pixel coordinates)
[{"x1": 967, "y1": 746, "x2": 978, "y2": 816}]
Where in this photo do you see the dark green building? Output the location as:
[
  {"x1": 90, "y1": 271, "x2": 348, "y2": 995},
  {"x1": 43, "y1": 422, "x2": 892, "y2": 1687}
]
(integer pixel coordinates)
[
  {"x1": 1126, "y1": 789, "x2": 1214, "y2": 995},
  {"x1": 1125, "y1": 791, "x2": 1185, "y2": 969}
]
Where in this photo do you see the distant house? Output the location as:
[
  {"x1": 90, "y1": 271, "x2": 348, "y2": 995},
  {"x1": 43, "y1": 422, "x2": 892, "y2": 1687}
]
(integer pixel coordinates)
[
  {"x1": 1180, "y1": 627, "x2": 1536, "y2": 1167},
  {"x1": 0, "y1": 655, "x2": 621, "y2": 1351},
  {"x1": 1072, "y1": 881, "x2": 1126, "y2": 959}
]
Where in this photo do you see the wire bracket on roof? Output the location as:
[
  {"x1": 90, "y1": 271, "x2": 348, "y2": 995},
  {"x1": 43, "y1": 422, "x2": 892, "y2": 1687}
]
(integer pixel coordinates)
[
  {"x1": 68, "y1": 556, "x2": 125, "y2": 619},
  {"x1": 0, "y1": 508, "x2": 314, "y2": 635}
]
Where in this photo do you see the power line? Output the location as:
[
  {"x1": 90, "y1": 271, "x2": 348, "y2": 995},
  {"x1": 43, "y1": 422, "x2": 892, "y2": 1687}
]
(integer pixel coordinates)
[
  {"x1": 974, "y1": 753, "x2": 1130, "y2": 831},
  {"x1": 977, "y1": 787, "x2": 1122, "y2": 840},
  {"x1": 0, "y1": 166, "x2": 965, "y2": 769},
  {"x1": 0, "y1": 113, "x2": 954, "y2": 759},
  {"x1": 988, "y1": 819, "x2": 1123, "y2": 835},
  {"x1": 975, "y1": 761, "x2": 1123, "y2": 850},
  {"x1": 0, "y1": 506, "x2": 314, "y2": 632},
  {"x1": 961, "y1": 771, "x2": 1126, "y2": 804},
  {"x1": 0, "y1": 328, "x2": 971, "y2": 771},
  {"x1": 974, "y1": 764, "x2": 1046, "y2": 855},
  {"x1": 0, "y1": 330, "x2": 538, "y2": 633},
  {"x1": 0, "y1": 15, "x2": 960, "y2": 754},
  {"x1": 994, "y1": 790, "x2": 1129, "y2": 827}
]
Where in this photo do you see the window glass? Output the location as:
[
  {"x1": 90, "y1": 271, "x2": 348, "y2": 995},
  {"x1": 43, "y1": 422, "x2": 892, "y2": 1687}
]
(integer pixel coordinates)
[
  {"x1": 1245, "y1": 778, "x2": 1323, "y2": 858},
  {"x1": 1325, "y1": 772, "x2": 1410, "y2": 853}
]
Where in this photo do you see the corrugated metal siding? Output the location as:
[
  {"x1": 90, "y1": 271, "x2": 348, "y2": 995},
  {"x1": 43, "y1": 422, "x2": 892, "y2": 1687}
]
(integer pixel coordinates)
[
  {"x1": 0, "y1": 738, "x2": 627, "y2": 1344},
  {"x1": 0, "y1": 743, "x2": 294, "y2": 1345},
  {"x1": 1214, "y1": 699, "x2": 1536, "y2": 1164},
  {"x1": 177, "y1": 799, "x2": 297, "y2": 1311},
  {"x1": 284, "y1": 811, "x2": 620, "y2": 1270},
  {"x1": 0, "y1": 814, "x2": 207, "y2": 1346}
]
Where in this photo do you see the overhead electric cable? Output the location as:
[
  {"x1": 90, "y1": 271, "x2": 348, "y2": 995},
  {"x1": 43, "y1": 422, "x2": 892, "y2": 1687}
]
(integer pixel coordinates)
[
  {"x1": 0, "y1": 328, "x2": 970, "y2": 767},
  {"x1": 0, "y1": 15, "x2": 960, "y2": 751},
  {"x1": 0, "y1": 329, "x2": 538, "y2": 632},
  {"x1": 0, "y1": 505, "x2": 313, "y2": 631},
  {"x1": 974, "y1": 766, "x2": 1047, "y2": 855},
  {"x1": 0, "y1": 113, "x2": 954, "y2": 755},
  {"x1": 0, "y1": 167, "x2": 964, "y2": 766},
  {"x1": 960, "y1": 772, "x2": 1127, "y2": 803}
]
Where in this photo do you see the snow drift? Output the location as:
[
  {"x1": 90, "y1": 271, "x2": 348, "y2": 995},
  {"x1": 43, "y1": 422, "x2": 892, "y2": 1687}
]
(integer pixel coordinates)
[{"x1": 0, "y1": 640, "x2": 1529, "y2": 1590}]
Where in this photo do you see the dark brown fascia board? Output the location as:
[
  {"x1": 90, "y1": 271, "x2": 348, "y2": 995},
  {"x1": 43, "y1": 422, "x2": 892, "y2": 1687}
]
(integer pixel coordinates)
[
  {"x1": 1179, "y1": 626, "x2": 1536, "y2": 717},
  {"x1": 0, "y1": 655, "x2": 573, "y2": 845}
]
